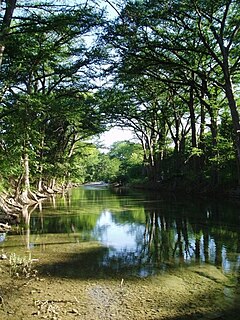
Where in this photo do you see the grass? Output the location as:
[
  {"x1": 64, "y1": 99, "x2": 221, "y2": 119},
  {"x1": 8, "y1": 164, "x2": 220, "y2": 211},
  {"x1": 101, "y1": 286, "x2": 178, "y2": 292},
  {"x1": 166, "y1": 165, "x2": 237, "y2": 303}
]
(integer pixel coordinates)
[{"x1": 9, "y1": 252, "x2": 38, "y2": 278}]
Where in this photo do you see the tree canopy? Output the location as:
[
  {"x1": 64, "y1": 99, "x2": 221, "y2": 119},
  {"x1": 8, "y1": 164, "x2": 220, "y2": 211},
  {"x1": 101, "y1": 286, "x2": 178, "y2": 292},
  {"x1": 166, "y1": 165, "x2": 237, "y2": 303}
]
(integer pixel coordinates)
[
  {"x1": 0, "y1": 0, "x2": 240, "y2": 198},
  {"x1": 98, "y1": 0, "x2": 240, "y2": 189}
]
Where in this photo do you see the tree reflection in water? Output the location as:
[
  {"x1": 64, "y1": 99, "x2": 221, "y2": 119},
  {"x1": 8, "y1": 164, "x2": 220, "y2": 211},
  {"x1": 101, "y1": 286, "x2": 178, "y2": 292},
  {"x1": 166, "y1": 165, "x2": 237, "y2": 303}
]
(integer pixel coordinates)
[
  {"x1": 93, "y1": 192, "x2": 240, "y2": 279},
  {"x1": 6, "y1": 187, "x2": 240, "y2": 282}
]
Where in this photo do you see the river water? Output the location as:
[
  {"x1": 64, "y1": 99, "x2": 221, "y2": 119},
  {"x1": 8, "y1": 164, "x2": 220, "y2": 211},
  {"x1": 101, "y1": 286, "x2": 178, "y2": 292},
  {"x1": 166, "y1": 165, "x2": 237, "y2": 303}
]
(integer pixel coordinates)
[
  {"x1": 1, "y1": 185, "x2": 240, "y2": 317},
  {"x1": 1, "y1": 186, "x2": 240, "y2": 277}
]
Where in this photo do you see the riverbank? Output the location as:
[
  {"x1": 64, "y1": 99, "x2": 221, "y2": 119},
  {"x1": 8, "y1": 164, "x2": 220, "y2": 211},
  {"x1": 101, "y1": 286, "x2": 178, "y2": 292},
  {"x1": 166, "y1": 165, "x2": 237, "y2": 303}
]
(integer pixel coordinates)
[
  {"x1": 0, "y1": 244, "x2": 240, "y2": 320},
  {"x1": 128, "y1": 180, "x2": 240, "y2": 199},
  {"x1": 0, "y1": 185, "x2": 67, "y2": 230}
]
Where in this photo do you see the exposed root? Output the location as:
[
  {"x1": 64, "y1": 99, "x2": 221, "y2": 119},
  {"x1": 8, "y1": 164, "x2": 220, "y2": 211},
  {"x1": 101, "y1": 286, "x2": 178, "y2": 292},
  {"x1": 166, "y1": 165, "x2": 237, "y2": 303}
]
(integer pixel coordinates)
[
  {"x1": 0, "y1": 184, "x2": 68, "y2": 226},
  {"x1": 0, "y1": 223, "x2": 11, "y2": 232},
  {"x1": 0, "y1": 295, "x2": 4, "y2": 308}
]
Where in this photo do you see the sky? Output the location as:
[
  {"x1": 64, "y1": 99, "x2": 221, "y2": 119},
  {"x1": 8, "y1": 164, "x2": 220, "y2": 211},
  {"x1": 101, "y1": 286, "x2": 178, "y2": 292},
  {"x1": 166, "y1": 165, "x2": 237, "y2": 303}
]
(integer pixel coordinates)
[{"x1": 98, "y1": 127, "x2": 136, "y2": 152}]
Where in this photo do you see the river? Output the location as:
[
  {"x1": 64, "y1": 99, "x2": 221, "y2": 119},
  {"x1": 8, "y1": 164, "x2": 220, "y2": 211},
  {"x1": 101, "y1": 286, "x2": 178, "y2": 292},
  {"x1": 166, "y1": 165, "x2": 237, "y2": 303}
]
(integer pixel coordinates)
[{"x1": 0, "y1": 185, "x2": 240, "y2": 319}]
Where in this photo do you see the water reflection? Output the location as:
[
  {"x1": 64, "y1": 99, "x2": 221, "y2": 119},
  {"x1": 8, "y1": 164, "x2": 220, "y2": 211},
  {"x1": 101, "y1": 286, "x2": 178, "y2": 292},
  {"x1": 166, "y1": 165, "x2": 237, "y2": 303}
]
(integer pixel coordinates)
[
  {"x1": 1, "y1": 187, "x2": 240, "y2": 281},
  {"x1": 90, "y1": 198, "x2": 240, "y2": 279},
  {"x1": 94, "y1": 210, "x2": 143, "y2": 250}
]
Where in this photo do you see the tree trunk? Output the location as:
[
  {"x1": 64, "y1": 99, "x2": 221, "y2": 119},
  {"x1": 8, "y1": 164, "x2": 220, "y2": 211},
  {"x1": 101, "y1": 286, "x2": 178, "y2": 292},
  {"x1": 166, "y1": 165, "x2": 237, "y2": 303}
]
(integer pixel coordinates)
[
  {"x1": 208, "y1": 110, "x2": 219, "y2": 185},
  {"x1": 37, "y1": 135, "x2": 45, "y2": 191},
  {"x1": 189, "y1": 83, "x2": 197, "y2": 149},
  {"x1": 18, "y1": 152, "x2": 38, "y2": 204},
  {"x1": 0, "y1": 44, "x2": 5, "y2": 67},
  {"x1": 188, "y1": 83, "x2": 198, "y2": 174},
  {"x1": 198, "y1": 78, "x2": 207, "y2": 174},
  {"x1": 0, "y1": 0, "x2": 17, "y2": 66},
  {"x1": 224, "y1": 77, "x2": 240, "y2": 184},
  {"x1": 22, "y1": 152, "x2": 30, "y2": 191},
  {"x1": 37, "y1": 174, "x2": 43, "y2": 192},
  {"x1": 50, "y1": 178, "x2": 56, "y2": 189},
  {"x1": 14, "y1": 174, "x2": 23, "y2": 199}
]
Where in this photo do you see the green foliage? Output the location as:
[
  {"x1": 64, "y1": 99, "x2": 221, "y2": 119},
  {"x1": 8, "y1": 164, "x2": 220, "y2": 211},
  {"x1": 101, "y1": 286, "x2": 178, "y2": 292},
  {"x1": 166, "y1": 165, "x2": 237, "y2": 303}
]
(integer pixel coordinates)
[
  {"x1": 190, "y1": 148, "x2": 204, "y2": 158},
  {"x1": 0, "y1": 1, "x2": 106, "y2": 191},
  {"x1": 0, "y1": 0, "x2": 239, "y2": 192},
  {"x1": 71, "y1": 141, "x2": 144, "y2": 184},
  {"x1": 98, "y1": 0, "x2": 240, "y2": 188},
  {"x1": 95, "y1": 154, "x2": 121, "y2": 182},
  {"x1": 108, "y1": 141, "x2": 144, "y2": 183}
]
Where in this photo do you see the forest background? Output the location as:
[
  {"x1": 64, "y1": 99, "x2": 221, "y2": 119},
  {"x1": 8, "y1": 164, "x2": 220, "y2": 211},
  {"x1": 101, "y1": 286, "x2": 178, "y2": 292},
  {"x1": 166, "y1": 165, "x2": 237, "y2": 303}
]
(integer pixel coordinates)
[{"x1": 0, "y1": 0, "x2": 240, "y2": 209}]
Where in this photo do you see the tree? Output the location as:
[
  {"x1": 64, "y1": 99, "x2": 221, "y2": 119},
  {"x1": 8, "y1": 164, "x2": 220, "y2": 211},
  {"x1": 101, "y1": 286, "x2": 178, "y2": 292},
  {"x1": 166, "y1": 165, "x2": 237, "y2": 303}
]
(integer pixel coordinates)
[
  {"x1": 0, "y1": 0, "x2": 17, "y2": 66},
  {"x1": 108, "y1": 140, "x2": 144, "y2": 182},
  {"x1": 100, "y1": 0, "x2": 240, "y2": 187},
  {"x1": 0, "y1": 1, "x2": 106, "y2": 200}
]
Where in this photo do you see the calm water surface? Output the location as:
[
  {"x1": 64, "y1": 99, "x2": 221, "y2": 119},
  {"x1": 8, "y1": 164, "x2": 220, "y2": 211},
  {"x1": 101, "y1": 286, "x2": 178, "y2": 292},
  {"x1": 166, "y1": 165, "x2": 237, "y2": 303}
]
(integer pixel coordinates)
[{"x1": 1, "y1": 186, "x2": 240, "y2": 281}]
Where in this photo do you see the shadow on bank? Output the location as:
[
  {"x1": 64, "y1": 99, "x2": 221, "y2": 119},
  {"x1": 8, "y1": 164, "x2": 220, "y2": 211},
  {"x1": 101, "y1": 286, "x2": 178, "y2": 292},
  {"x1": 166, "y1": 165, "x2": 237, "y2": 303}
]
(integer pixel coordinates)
[
  {"x1": 36, "y1": 246, "x2": 240, "y2": 320},
  {"x1": 36, "y1": 244, "x2": 160, "y2": 279}
]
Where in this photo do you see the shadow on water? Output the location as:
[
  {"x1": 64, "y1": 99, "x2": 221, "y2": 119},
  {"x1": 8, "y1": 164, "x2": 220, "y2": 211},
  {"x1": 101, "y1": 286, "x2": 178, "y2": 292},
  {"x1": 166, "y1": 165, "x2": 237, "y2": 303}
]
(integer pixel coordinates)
[
  {"x1": 36, "y1": 245, "x2": 153, "y2": 280},
  {"x1": 37, "y1": 245, "x2": 115, "y2": 279},
  {"x1": 35, "y1": 241, "x2": 182, "y2": 280}
]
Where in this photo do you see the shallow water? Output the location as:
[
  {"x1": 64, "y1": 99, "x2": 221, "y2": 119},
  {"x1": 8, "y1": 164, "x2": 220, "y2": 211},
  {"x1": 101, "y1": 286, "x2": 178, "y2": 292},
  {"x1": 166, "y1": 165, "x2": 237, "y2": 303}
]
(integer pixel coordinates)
[
  {"x1": 1, "y1": 186, "x2": 240, "y2": 318},
  {"x1": 1, "y1": 186, "x2": 240, "y2": 280}
]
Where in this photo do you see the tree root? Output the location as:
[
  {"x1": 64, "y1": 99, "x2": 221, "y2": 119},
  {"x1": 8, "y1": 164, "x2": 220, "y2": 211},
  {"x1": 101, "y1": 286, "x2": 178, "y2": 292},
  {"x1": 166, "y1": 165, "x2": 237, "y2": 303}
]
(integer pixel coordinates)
[
  {"x1": 0, "y1": 184, "x2": 68, "y2": 226},
  {"x1": 0, "y1": 222, "x2": 11, "y2": 232}
]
